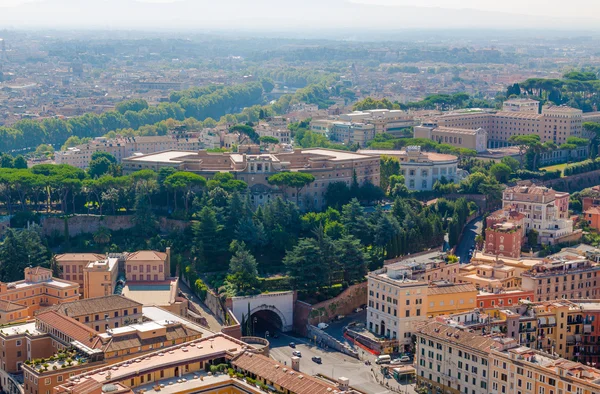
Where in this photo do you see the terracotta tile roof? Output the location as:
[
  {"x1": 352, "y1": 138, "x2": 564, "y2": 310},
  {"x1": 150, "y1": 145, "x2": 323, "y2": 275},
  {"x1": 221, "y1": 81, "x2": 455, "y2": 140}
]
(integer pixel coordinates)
[
  {"x1": 36, "y1": 310, "x2": 100, "y2": 348},
  {"x1": 102, "y1": 325, "x2": 201, "y2": 353},
  {"x1": 0, "y1": 300, "x2": 27, "y2": 312},
  {"x1": 585, "y1": 207, "x2": 600, "y2": 215},
  {"x1": 417, "y1": 321, "x2": 497, "y2": 353},
  {"x1": 55, "y1": 253, "x2": 106, "y2": 262},
  {"x1": 25, "y1": 266, "x2": 52, "y2": 275},
  {"x1": 43, "y1": 295, "x2": 142, "y2": 317},
  {"x1": 232, "y1": 352, "x2": 337, "y2": 394},
  {"x1": 427, "y1": 283, "x2": 477, "y2": 296},
  {"x1": 126, "y1": 251, "x2": 167, "y2": 261}
]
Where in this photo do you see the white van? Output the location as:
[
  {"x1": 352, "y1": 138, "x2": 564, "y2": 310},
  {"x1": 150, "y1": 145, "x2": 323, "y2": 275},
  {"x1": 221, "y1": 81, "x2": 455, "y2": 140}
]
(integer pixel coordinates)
[{"x1": 375, "y1": 355, "x2": 391, "y2": 364}]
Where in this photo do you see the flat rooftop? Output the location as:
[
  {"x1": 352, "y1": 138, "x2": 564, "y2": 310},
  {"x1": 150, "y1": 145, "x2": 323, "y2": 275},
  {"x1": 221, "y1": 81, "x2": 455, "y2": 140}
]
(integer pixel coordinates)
[
  {"x1": 127, "y1": 150, "x2": 194, "y2": 163},
  {"x1": 142, "y1": 306, "x2": 213, "y2": 337},
  {"x1": 86, "y1": 334, "x2": 245, "y2": 384},
  {"x1": 121, "y1": 280, "x2": 178, "y2": 306},
  {"x1": 0, "y1": 321, "x2": 43, "y2": 337}
]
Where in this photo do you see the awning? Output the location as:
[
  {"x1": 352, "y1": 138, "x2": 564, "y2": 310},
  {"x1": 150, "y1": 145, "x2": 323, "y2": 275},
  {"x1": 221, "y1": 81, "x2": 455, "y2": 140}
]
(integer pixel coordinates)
[{"x1": 538, "y1": 317, "x2": 547, "y2": 325}]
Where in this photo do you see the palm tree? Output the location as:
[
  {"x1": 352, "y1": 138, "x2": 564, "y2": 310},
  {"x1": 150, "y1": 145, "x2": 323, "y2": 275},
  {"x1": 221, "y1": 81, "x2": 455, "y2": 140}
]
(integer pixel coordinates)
[{"x1": 93, "y1": 227, "x2": 111, "y2": 245}]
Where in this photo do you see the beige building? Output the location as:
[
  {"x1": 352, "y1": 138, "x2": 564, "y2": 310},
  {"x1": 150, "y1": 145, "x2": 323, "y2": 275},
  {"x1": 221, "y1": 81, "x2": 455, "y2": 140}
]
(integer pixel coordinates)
[
  {"x1": 521, "y1": 256, "x2": 600, "y2": 302},
  {"x1": 82, "y1": 257, "x2": 119, "y2": 299},
  {"x1": 367, "y1": 264, "x2": 428, "y2": 349},
  {"x1": 122, "y1": 148, "x2": 380, "y2": 210},
  {"x1": 54, "y1": 135, "x2": 205, "y2": 169},
  {"x1": 415, "y1": 321, "x2": 495, "y2": 394},
  {"x1": 414, "y1": 124, "x2": 488, "y2": 152},
  {"x1": 490, "y1": 338, "x2": 600, "y2": 394},
  {"x1": 420, "y1": 102, "x2": 584, "y2": 150}
]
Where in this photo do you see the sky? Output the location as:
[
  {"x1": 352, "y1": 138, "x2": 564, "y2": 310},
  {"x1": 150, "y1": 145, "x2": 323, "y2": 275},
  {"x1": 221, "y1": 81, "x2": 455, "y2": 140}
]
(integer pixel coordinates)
[{"x1": 0, "y1": 0, "x2": 599, "y2": 31}]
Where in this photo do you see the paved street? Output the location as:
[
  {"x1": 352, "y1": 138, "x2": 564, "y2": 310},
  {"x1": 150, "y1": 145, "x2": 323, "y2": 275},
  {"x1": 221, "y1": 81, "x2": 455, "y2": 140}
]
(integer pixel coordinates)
[
  {"x1": 269, "y1": 330, "x2": 418, "y2": 394},
  {"x1": 455, "y1": 216, "x2": 482, "y2": 264}
]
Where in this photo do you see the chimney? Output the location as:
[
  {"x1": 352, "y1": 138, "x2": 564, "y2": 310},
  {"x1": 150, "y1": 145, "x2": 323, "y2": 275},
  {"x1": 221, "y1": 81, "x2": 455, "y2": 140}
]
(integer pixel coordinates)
[
  {"x1": 291, "y1": 356, "x2": 300, "y2": 372},
  {"x1": 166, "y1": 247, "x2": 171, "y2": 277},
  {"x1": 337, "y1": 377, "x2": 349, "y2": 391}
]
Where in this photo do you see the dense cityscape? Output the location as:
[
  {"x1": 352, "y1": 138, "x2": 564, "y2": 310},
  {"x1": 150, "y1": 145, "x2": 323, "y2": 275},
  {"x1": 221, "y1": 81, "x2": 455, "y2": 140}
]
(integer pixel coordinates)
[{"x1": 3, "y1": 2, "x2": 600, "y2": 394}]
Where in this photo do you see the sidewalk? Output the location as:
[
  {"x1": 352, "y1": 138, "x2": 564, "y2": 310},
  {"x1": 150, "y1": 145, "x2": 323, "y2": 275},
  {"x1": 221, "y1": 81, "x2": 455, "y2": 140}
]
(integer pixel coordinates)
[{"x1": 370, "y1": 365, "x2": 419, "y2": 394}]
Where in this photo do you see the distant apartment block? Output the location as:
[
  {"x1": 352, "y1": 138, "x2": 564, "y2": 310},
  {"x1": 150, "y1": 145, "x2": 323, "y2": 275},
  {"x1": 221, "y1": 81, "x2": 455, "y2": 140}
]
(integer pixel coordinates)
[
  {"x1": 358, "y1": 146, "x2": 466, "y2": 191},
  {"x1": 502, "y1": 183, "x2": 580, "y2": 245},
  {"x1": 54, "y1": 135, "x2": 205, "y2": 169},
  {"x1": 418, "y1": 101, "x2": 584, "y2": 150},
  {"x1": 414, "y1": 123, "x2": 489, "y2": 152}
]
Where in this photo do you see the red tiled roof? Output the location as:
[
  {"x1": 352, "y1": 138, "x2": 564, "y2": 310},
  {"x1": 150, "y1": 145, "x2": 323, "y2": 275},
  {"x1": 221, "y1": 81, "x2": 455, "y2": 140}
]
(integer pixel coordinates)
[
  {"x1": 232, "y1": 353, "x2": 337, "y2": 394},
  {"x1": 126, "y1": 251, "x2": 167, "y2": 261},
  {"x1": 36, "y1": 310, "x2": 100, "y2": 348},
  {"x1": 0, "y1": 300, "x2": 27, "y2": 313}
]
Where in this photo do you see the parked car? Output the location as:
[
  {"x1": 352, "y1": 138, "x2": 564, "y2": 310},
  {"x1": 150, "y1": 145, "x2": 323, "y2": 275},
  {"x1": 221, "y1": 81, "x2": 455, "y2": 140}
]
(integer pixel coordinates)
[
  {"x1": 336, "y1": 315, "x2": 345, "y2": 320},
  {"x1": 317, "y1": 323, "x2": 329, "y2": 330},
  {"x1": 354, "y1": 307, "x2": 364, "y2": 313},
  {"x1": 399, "y1": 355, "x2": 411, "y2": 363},
  {"x1": 292, "y1": 350, "x2": 302, "y2": 357},
  {"x1": 289, "y1": 342, "x2": 296, "y2": 348},
  {"x1": 390, "y1": 359, "x2": 402, "y2": 365},
  {"x1": 375, "y1": 355, "x2": 391, "y2": 364},
  {"x1": 312, "y1": 356, "x2": 322, "y2": 364}
]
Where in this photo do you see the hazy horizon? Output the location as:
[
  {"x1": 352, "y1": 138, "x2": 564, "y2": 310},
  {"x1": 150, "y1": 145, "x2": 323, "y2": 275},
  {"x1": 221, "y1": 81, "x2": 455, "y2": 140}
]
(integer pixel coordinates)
[{"x1": 0, "y1": 0, "x2": 600, "y2": 33}]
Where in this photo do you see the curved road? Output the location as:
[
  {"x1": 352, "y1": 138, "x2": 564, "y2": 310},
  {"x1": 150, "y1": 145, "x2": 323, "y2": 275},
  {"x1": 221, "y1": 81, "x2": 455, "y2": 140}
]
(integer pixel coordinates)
[{"x1": 455, "y1": 216, "x2": 483, "y2": 264}]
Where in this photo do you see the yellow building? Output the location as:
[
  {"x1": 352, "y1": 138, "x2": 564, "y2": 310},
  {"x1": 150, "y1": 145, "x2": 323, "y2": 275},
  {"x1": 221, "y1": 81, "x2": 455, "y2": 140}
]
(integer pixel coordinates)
[
  {"x1": 83, "y1": 257, "x2": 119, "y2": 299},
  {"x1": 426, "y1": 282, "x2": 477, "y2": 317}
]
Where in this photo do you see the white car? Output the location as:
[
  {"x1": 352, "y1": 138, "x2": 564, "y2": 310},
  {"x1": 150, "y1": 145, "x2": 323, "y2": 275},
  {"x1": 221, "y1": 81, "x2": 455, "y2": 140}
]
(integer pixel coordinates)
[
  {"x1": 317, "y1": 323, "x2": 329, "y2": 330},
  {"x1": 292, "y1": 350, "x2": 302, "y2": 357},
  {"x1": 354, "y1": 307, "x2": 364, "y2": 313}
]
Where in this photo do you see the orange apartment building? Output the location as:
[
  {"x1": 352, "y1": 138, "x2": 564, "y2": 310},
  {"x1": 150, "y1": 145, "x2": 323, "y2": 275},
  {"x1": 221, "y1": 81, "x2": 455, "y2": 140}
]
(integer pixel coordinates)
[
  {"x1": 0, "y1": 267, "x2": 79, "y2": 324},
  {"x1": 42, "y1": 295, "x2": 143, "y2": 333},
  {"x1": 476, "y1": 289, "x2": 534, "y2": 309},
  {"x1": 54, "y1": 253, "x2": 106, "y2": 295},
  {"x1": 125, "y1": 250, "x2": 169, "y2": 282},
  {"x1": 82, "y1": 258, "x2": 119, "y2": 299}
]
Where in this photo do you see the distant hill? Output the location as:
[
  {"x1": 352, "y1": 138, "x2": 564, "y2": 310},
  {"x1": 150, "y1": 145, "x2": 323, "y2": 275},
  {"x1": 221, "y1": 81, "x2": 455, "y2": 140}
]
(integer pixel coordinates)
[{"x1": 0, "y1": 0, "x2": 598, "y2": 31}]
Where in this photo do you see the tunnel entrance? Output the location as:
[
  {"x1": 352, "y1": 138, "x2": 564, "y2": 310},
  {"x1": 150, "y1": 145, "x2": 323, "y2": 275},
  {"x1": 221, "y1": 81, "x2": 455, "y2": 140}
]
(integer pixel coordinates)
[{"x1": 244, "y1": 309, "x2": 284, "y2": 337}]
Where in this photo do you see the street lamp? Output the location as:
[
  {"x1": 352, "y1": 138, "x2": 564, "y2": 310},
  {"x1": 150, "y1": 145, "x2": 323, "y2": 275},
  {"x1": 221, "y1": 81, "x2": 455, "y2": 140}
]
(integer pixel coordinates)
[{"x1": 253, "y1": 317, "x2": 257, "y2": 336}]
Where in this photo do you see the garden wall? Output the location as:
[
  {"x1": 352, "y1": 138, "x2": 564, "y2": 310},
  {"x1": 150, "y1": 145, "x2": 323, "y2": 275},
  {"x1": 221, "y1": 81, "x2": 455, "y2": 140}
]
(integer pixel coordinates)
[
  {"x1": 307, "y1": 282, "x2": 368, "y2": 326},
  {"x1": 541, "y1": 169, "x2": 600, "y2": 193}
]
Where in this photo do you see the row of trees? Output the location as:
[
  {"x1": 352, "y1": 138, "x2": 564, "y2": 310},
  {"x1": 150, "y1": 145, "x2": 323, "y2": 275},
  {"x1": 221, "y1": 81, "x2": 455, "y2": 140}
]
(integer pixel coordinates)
[
  {"x1": 507, "y1": 70, "x2": 600, "y2": 112},
  {"x1": 0, "y1": 83, "x2": 267, "y2": 153},
  {"x1": 352, "y1": 93, "x2": 493, "y2": 112}
]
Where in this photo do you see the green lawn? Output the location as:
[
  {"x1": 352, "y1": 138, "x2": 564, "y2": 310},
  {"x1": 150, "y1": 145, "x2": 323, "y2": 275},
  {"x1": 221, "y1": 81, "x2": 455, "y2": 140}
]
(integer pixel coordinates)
[{"x1": 539, "y1": 163, "x2": 568, "y2": 176}]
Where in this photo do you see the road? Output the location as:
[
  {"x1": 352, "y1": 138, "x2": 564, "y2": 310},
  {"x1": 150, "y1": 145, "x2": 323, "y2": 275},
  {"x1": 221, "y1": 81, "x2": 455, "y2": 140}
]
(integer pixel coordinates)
[
  {"x1": 269, "y1": 332, "x2": 419, "y2": 394},
  {"x1": 455, "y1": 216, "x2": 483, "y2": 264}
]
